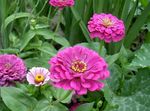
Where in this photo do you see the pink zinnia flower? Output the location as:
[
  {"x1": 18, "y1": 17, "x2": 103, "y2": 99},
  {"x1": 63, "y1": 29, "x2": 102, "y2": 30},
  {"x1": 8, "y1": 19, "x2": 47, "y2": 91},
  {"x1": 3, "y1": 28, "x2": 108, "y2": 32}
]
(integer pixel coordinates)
[
  {"x1": 88, "y1": 13, "x2": 125, "y2": 43},
  {"x1": 26, "y1": 67, "x2": 50, "y2": 86},
  {"x1": 0, "y1": 54, "x2": 26, "y2": 86},
  {"x1": 49, "y1": 0, "x2": 74, "y2": 9},
  {"x1": 49, "y1": 46, "x2": 110, "y2": 95}
]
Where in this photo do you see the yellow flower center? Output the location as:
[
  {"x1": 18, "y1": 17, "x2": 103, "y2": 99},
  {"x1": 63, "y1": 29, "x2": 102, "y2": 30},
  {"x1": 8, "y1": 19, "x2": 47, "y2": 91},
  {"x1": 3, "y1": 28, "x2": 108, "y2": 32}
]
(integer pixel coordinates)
[
  {"x1": 102, "y1": 18, "x2": 113, "y2": 27},
  {"x1": 35, "y1": 74, "x2": 45, "y2": 83},
  {"x1": 71, "y1": 61, "x2": 87, "y2": 73}
]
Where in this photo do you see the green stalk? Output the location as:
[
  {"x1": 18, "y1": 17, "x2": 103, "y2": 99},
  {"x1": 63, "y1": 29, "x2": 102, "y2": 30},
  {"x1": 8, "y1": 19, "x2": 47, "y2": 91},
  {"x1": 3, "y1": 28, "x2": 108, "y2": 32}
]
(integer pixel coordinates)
[
  {"x1": 0, "y1": 0, "x2": 8, "y2": 48},
  {"x1": 54, "y1": 10, "x2": 62, "y2": 33}
]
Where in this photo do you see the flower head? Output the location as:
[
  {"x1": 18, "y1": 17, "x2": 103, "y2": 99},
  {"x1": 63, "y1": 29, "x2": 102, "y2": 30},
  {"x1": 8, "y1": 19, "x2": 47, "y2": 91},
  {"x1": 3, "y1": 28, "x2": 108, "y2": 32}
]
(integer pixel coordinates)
[
  {"x1": 49, "y1": 0, "x2": 74, "y2": 9},
  {"x1": 88, "y1": 13, "x2": 125, "y2": 43},
  {"x1": 49, "y1": 46, "x2": 110, "y2": 95},
  {"x1": 26, "y1": 67, "x2": 50, "y2": 86},
  {"x1": 0, "y1": 54, "x2": 26, "y2": 86}
]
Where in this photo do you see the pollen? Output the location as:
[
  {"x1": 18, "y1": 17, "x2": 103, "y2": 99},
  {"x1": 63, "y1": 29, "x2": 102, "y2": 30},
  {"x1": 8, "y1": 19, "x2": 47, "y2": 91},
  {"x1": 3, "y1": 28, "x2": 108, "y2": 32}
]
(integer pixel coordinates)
[
  {"x1": 35, "y1": 74, "x2": 45, "y2": 83},
  {"x1": 71, "y1": 61, "x2": 87, "y2": 73},
  {"x1": 102, "y1": 18, "x2": 113, "y2": 27}
]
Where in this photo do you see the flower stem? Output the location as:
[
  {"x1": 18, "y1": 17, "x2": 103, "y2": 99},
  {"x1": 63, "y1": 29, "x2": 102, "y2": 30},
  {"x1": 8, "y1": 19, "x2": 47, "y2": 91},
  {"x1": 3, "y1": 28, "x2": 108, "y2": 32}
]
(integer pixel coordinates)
[{"x1": 54, "y1": 10, "x2": 62, "y2": 33}]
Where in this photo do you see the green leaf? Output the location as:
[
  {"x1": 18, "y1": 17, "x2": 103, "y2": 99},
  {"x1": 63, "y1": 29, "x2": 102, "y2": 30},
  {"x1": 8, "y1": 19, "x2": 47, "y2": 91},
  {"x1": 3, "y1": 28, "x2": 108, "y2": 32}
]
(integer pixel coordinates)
[
  {"x1": 79, "y1": 42, "x2": 106, "y2": 57},
  {"x1": 103, "y1": 81, "x2": 114, "y2": 103},
  {"x1": 71, "y1": 7, "x2": 91, "y2": 43},
  {"x1": 1, "y1": 87, "x2": 37, "y2": 111},
  {"x1": 130, "y1": 44, "x2": 150, "y2": 68},
  {"x1": 0, "y1": 97, "x2": 11, "y2": 111},
  {"x1": 20, "y1": 30, "x2": 36, "y2": 51},
  {"x1": 38, "y1": 42, "x2": 57, "y2": 56},
  {"x1": 124, "y1": 3, "x2": 150, "y2": 48},
  {"x1": 25, "y1": 56, "x2": 50, "y2": 69},
  {"x1": 54, "y1": 35, "x2": 70, "y2": 47},
  {"x1": 51, "y1": 87, "x2": 73, "y2": 103},
  {"x1": 33, "y1": 100, "x2": 68, "y2": 111},
  {"x1": 0, "y1": 48, "x2": 20, "y2": 54},
  {"x1": 75, "y1": 102, "x2": 94, "y2": 111},
  {"x1": 105, "y1": 69, "x2": 150, "y2": 111},
  {"x1": 35, "y1": 29, "x2": 70, "y2": 47},
  {"x1": 2, "y1": 12, "x2": 32, "y2": 29},
  {"x1": 106, "y1": 53, "x2": 120, "y2": 66},
  {"x1": 35, "y1": 29, "x2": 55, "y2": 40},
  {"x1": 107, "y1": 64, "x2": 122, "y2": 93}
]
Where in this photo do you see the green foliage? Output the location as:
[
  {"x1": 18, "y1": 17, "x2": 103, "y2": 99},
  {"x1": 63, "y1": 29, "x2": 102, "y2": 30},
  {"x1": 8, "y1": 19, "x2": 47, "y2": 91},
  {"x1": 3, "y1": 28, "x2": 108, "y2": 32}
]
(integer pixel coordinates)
[
  {"x1": 130, "y1": 43, "x2": 150, "y2": 68},
  {"x1": 33, "y1": 100, "x2": 68, "y2": 111},
  {"x1": 0, "y1": 0, "x2": 150, "y2": 111},
  {"x1": 75, "y1": 102, "x2": 94, "y2": 111},
  {"x1": 0, "y1": 87, "x2": 37, "y2": 111},
  {"x1": 51, "y1": 87, "x2": 73, "y2": 103},
  {"x1": 105, "y1": 69, "x2": 150, "y2": 111}
]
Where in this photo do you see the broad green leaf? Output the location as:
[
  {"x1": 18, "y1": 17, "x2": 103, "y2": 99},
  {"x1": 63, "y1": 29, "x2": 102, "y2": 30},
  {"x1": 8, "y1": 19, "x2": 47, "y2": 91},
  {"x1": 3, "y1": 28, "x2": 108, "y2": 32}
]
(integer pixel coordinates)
[
  {"x1": 106, "y1": 53, "x2": 120, "y2": 66},
  {"x1": 51, "y1": 87, "x2": 73, "y2": 103},
  {"x1": 130, "y1": 44, "x2": 150, "y2": 68},
  {"x1": 38, "y1": 42, "x2": 57, "y2": 56},
  {"x1": 75, "y1": 102, "x2": 94, "y2": 111},
  {"x1": 25, "y1": 56, "x2": 50, "y2": 69},
  {"x1": 2, "y1": 12, "x2": 32, "y2": 29},
  {"x1": 0, "y1": 97, "x2": 11, "y2": 111},
  {"x1": 103, "y1": 81, "x2": 114, "y2": 103},
  {"x1": 79, "y1": 42, "x2": 106, "y2": 57},
  {"x1": 105, "y1": 69, "x2": 150, "y2": 111},
  {"x1": 35, "y1": 29, "x2": 55, "y2": 40},
  {"x1": 33, "y1": 100, "x2": 68, "y2": 111},
  {"x1": 107, "y1": 64, "x2": 122, "y2": 93},
  {"x1": 54, "y1": 35, "x2": 70, "y2": 47},
  {"x1": 1, "y1": 87, "x2": 37, "y2": 111},
  {"x1": 35, "y1": 29, "x2": 70, "y2": 47},
  {"x1": 20, "y1": 30, "x2": 36, "y2": 51}
]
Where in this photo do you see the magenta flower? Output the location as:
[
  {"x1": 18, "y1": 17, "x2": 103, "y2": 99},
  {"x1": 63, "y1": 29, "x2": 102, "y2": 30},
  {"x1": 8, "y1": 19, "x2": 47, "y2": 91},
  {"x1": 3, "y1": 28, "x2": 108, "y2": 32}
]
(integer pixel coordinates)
[
  {"x1": 88, "y1": 13, "x2": 125, "y2": 43},
  {"x1": 49, "y1": 46, "x2": 110, "y2": 95},
  {"x1": 0, "y1": 54, "x2": 26, "y2": 86},
  {"x1": 49, "y1": 0, "x2": 74, "y2": 9},
  {"x1": 26, "y1": 67, "x2": 50, "y2": 86}
]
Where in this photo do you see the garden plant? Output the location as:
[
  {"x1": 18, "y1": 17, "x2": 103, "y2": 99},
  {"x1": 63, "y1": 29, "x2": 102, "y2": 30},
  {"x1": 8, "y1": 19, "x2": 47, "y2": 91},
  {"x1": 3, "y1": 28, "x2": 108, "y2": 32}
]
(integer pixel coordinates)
[{"x1": 0, "y1": 0, "x2": 150, "y2": 111}]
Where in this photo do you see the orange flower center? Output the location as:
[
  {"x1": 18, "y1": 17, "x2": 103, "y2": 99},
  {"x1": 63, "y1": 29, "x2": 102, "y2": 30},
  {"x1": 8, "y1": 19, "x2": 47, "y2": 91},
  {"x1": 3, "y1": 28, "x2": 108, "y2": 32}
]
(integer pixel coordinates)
[
  {"x1": 4, "y1": 63, "x2": 12, "y2": 69},
  {"x1": 102, "y1": 18, "x2": 113, "y2": 27},
  {"x1": 35, "y1": 74, "x2": 44, "y2": 83},
  {"x1": 71, "y1": 61, "x2": 87, "y2": 73}
]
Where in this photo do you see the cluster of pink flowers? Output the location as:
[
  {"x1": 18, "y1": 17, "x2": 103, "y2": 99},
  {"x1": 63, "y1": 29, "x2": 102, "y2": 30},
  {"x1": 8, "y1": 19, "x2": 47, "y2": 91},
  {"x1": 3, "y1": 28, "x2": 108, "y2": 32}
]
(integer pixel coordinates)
[
  {"x1": 0, "y1": 54, "x2": 26, "y2": 86},
  {"x1": 49, "y1": 0, "x2": 74, "y2": 9},
  {"x1": 49, "y1": 46, "x2": 109, "y2": 95},
  {"x1": 88, "y1": 13, "x2": 125, "y2": 43}
]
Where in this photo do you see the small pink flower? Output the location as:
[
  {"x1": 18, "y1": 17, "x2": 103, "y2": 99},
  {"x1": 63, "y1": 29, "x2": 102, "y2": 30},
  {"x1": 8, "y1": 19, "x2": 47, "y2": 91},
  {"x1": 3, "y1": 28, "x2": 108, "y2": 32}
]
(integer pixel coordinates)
[
  {"x1": 26, "y1": 67, "x2": 50, "y2": 86},
  {"x1": 0, "y1": 54, "x2": 26, "y2": 86},
  {"x1": 49, "y1": 46, "x2": 110, "y2": 95},
  {"x1": 49, "y1": 0, "x2": 74, "y2": 9},
  {"x1": 88, "y1": 13, "x2": 125, "y2": 43}
]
